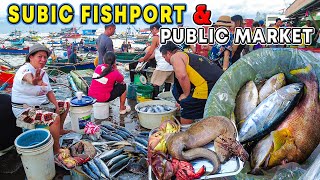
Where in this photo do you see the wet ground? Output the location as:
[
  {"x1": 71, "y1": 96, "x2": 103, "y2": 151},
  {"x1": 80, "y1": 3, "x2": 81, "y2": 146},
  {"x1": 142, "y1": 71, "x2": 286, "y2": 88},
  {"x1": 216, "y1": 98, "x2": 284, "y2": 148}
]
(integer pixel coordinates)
[
  {"x1": 0, "y1": 96, "x2": 148, "y2": 180},
  {"x1": 0, "y1": 64, "x2": 152, "y2": 179}
]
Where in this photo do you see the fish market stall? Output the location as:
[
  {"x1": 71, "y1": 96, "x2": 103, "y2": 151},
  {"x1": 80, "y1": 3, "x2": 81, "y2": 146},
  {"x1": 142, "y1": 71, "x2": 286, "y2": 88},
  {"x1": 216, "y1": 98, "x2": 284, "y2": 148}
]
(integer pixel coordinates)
[
  {"x1": 204, "y1": 48, "x2": 320, "y2": 179},
  {"x1": 55, "y1": 122, "x2": 150, "y2": 179},
  {"x1": 146, "y1": 48, "x2": 320, "y2": 180}
]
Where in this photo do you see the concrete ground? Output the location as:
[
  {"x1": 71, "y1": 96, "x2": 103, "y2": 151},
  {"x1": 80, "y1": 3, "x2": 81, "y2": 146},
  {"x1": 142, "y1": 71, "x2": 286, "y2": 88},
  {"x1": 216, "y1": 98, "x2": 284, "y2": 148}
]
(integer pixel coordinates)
[
  {"x1": 0, "y1": 95, "x2": 147, "y2": 179},
  {"x1": 0, "y1": 65, "x2": 159, "y2": 179}
]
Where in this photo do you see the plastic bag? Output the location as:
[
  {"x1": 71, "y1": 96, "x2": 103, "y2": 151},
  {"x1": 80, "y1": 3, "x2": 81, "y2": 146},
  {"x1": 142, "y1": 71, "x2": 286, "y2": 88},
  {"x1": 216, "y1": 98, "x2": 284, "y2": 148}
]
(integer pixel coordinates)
[
  {"x1": 203, "y1": 48, "x2": 320, "y2": 179},
  {"x1": 59, "y1": 132, "x2": 82, "y2": 148},
  {"x1": 204, "y1": 48, "x2": 320, "y2": 119}
]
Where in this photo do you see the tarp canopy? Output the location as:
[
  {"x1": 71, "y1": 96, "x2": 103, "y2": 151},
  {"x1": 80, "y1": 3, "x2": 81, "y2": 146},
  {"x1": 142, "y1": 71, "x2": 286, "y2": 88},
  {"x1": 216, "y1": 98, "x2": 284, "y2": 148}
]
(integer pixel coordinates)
[{"x1": 285, "y1": 0, "x2": 320, "y2": 18}]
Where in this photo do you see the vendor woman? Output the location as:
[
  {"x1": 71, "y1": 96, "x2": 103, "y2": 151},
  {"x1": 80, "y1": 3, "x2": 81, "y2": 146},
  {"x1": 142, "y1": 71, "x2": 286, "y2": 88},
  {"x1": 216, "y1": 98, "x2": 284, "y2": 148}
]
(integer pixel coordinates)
[
  {"x1": 160, "y1": 41, "x2": 223, "y2": 125},
  {"x1": 11, "y1": 43, "x2": 70, "y2": 154}
]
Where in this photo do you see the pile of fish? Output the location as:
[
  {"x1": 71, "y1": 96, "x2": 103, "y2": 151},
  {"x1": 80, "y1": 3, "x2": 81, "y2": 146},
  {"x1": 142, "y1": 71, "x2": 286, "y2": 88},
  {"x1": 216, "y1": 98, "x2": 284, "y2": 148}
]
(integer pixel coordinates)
[
  {"x1": 80, "y1": 123, "x2": 150, "y2": 179},
  {"x1": 138, "y1": 105, "x2": 176, "y2": 113},
  {"x1": 235, "y1": 65, "x2": 320, "y2": 175}
]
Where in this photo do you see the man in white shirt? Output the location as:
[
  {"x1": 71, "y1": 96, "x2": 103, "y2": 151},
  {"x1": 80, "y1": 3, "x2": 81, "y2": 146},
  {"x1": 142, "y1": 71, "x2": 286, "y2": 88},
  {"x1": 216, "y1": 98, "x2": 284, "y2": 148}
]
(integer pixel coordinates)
[{"x1": 138, "y1": 23, "x2": 174, "y2": 97}]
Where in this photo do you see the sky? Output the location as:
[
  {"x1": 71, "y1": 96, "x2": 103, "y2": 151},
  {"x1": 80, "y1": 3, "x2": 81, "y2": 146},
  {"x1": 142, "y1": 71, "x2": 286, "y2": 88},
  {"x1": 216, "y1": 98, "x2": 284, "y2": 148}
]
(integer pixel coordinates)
[{"x1": 0, "y1": 0, "x2": 295, "y2": 33}]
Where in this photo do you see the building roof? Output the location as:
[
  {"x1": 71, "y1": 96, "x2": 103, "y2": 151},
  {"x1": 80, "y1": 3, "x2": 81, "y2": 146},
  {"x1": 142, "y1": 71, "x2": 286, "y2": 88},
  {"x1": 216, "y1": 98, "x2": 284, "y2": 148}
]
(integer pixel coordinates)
[{"x1": 285, "y1": 0, "x2": 320, "y2": 18}]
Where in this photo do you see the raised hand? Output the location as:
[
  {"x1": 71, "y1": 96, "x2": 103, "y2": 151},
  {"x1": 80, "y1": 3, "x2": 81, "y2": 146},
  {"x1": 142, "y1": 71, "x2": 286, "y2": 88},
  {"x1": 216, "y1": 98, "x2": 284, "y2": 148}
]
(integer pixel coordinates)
[{"x1": 31, "y1": 69, "x2": 47, "y2": 86}]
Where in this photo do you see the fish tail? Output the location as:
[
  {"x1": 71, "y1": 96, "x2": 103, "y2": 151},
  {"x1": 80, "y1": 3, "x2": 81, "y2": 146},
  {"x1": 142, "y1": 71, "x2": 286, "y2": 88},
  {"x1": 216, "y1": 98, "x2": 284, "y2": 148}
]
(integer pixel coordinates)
[{"x1": 290, "y1": 64, "x2": 316, "y2": 82}]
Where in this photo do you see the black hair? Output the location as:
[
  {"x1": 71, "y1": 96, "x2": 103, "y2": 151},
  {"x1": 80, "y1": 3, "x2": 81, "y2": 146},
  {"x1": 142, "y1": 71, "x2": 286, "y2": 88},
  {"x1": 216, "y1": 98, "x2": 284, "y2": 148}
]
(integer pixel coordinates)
[
  {"x1": 159, "y1": 41, "x2": 179, "y2": 54},
  {"x1": 93, "y1": 51, "x2": 116, "y2": 79},
  {"x1": 26, "y1": 51, "x2": 49, "y2": 62},
  {"x1": 231, "y1": 15, "x2": 243, "y2": 22},
  {"x1": 252, "y1": 21, "x2": 260, "y2": 27},
  {"x1": 276, "y1": 18, "x2": 281, "y2": 22},
  {"x1": 105, "y1": 23, "x2": 115, "y2": 29},
  {"x1": 231, "y1": 15, "x2": 244, "y2": 27},
  {"x1": 26, "y1": 52, "x2": 37, "y2": 62},
  {"x1": 150, "y1": 23, "x2": 162, "y2": 30}
]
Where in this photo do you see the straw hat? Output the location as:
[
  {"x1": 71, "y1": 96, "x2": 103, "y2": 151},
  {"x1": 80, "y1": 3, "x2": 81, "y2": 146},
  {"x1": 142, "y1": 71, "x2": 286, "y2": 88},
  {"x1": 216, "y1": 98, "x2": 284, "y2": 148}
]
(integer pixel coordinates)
[
  {"x1": 26, "y1": 43, "x2": 50, "y2": 62},
  {"x1": 215, "y1": 16, "x2": 233, "y2": 27}
]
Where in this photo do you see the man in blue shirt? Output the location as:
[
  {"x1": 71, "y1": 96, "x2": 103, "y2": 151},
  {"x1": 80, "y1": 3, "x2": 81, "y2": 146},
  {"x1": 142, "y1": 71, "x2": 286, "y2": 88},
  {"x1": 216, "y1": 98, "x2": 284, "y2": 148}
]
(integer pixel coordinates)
[{"x1": 96, "y1": 24, "x2": 116, "y2": 65}]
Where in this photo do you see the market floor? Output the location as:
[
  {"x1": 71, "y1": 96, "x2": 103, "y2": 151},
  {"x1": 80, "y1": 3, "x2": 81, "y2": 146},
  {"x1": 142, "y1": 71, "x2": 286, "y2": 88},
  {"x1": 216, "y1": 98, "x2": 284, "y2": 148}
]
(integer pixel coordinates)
[{"x1": 0, "y1": 98, "x2": 144, "y2": 180}]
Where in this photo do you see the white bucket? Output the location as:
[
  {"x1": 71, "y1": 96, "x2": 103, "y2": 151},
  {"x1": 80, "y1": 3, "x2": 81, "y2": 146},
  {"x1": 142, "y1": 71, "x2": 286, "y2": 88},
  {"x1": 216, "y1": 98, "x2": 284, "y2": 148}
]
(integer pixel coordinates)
[
  {"x1": 69, "y1": 105, "x2": 93, "y2": 133},
  {"x1": 93, "y1": 102, "x2": 109, "y2": 119},
  {"x1": 135, "y1": 100, "x2": 177, "y2": 129},
  {"x1": 16, "y1": 136, "x2": 55, "y2": 180}
]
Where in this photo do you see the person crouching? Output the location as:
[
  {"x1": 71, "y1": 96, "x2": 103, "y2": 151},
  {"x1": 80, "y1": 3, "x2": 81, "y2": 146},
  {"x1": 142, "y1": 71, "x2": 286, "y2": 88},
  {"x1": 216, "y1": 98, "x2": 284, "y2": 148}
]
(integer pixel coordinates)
[{"x1": 88, "y1": 51, "x2": 131, "y2": 115}]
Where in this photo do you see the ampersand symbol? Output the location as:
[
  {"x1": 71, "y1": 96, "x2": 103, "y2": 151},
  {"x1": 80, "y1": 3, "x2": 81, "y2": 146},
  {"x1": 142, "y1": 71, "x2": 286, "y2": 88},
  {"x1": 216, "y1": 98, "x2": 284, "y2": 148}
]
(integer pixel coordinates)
[{"x1": 193, "y1": 4, "x2": 211, "y2": 25}]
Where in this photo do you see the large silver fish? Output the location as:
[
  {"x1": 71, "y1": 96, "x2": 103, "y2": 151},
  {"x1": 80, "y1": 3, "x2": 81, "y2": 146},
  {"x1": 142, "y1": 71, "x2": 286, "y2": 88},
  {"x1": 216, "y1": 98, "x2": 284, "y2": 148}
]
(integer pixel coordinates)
[
  {"x1": 93, "y1": 158, "x2": 110, "y2": 179},
  {"x1": 235, "y1": 81, "x2": 259, "y2": 129},
  {"x1": 239, "y1": 83, "x2": 303, "y2": 143},
  {"x1": 259, "y1": 73, "x2": 286, "y2": 103}
]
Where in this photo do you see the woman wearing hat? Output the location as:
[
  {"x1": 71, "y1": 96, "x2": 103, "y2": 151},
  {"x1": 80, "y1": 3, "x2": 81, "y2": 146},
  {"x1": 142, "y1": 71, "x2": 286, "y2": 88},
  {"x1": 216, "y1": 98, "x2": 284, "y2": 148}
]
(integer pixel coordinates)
[
  {"x1": 208, "y1": 15, "x2": 234, "y2": 71},
  {"x1": 11, "y1": 43, "x2": 70, "y2": 154}
]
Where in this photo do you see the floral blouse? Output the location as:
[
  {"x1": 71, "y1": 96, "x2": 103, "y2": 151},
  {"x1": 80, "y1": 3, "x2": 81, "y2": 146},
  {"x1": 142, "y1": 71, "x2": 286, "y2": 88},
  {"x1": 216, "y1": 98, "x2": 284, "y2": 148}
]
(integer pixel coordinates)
[{"x1": 208, "y1": 33, "x2": 234, "y2": 67}]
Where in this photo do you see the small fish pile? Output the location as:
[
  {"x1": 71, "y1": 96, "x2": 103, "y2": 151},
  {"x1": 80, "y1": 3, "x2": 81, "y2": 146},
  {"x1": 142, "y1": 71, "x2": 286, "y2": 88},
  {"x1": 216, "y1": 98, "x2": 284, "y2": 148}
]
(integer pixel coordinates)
[
  {"x1": 80, "y1": 123, "x2": 150, "y2": 179},
  {"x1": 138, "y1": 105, "x2": 175, "y2": 113}
]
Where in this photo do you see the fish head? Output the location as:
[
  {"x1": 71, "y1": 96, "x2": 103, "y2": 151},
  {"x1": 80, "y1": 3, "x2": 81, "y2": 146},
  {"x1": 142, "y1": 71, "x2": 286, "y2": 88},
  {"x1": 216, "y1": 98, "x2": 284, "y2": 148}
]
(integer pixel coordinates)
[{"x1": 283, "y1": 83, "x2": 304, "y2": 98}]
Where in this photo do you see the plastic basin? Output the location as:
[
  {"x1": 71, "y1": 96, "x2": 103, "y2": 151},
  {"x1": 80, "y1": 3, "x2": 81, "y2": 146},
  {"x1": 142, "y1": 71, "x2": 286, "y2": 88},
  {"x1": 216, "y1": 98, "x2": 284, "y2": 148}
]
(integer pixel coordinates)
[
  {"x1": 14, "y1": 129, "x2": 51, "y2": 149},
  {"x1": 135, "y1": 100, "x2": 177, "y2": 129}
]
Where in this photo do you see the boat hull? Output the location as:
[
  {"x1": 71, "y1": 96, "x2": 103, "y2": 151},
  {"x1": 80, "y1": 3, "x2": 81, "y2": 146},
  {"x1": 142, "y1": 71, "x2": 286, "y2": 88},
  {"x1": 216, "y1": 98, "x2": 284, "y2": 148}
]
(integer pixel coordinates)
[
  {"x1": 70, "y1": 69, "x2": 94, "y2": 95},
  {"x1": 0, "y1": 48, "x2": 29, "y2": 55},
  {"x1": 46, "y1": 62, "x2": 95, "y2": 73}
]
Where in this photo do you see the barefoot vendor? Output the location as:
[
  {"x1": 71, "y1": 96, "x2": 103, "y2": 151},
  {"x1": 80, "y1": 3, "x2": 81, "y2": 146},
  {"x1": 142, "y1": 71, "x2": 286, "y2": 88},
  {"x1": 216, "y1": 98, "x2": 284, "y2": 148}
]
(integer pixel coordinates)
[
  {"x1": 160, "y1": 41, "x2": 223, "y2": 124},
  {"x1": 11, "y1": 43, "x2": 70, "y2": 154}
]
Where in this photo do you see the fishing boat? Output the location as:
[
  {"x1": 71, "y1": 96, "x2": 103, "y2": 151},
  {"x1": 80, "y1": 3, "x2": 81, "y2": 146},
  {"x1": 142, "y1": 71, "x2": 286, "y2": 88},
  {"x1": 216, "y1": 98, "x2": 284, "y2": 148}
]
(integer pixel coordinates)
[
  {"x1": 63, "y1": 33, "x2": 82, "y2": 39},
  {"x1": 0, "y1": 47, "x2": 29, "y2": 55},
  {"x1": 135, "y1": 28, "x2": 151, "y2": 39},
  {"x1": 0, "y1": 65, "x2": 15, "y2": 92},
  {"x1": 82, "y1": 46, "x2": 97, "y2": 52},
  {"x1": 70, "y1": 69, "x2": 94, "y2": 95},
  {"x1": 9, "y1": 38, "x2": 24, "y2": 46},
  {"x1": 82, "y1": 29, "x2": 97, "y2": 36},
  {"x1": 47, "y1": 40, "x2": 63, "y2": 45},
  {"x1": 115, "y1": 52, "x2": 142, "y2": 63},
  {"x1": 133, "y1": 39, "x2": 148, "y2": 45},
  {"x1": 9, "y1": 30, "x2": 21, "y2": 37},
  {"x1": 0, "y1": 71, "x2": 14, "y2": 86},
  {"x1": 84, "y1": 38, "x2": 96, "y2": 45},
  {"x1": 46, "y1": 61, "x2": 95, "y2": 73}
]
